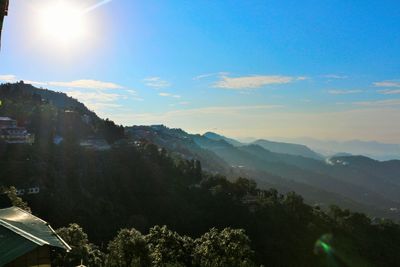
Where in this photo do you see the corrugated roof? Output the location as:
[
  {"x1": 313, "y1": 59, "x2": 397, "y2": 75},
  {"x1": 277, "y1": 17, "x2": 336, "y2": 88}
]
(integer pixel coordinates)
[
  {"x1": 0, "y1": 117, "x2": 13, "y2": 121},
  {"x1": 0, "y1": 207, "x2": 71, "y2": 251},
  {"x1": 0, "y1": 226, "x2": 37, "y2": 266}
]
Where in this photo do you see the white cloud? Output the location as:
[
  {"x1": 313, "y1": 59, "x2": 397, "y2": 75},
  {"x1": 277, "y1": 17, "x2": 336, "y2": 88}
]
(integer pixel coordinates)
[
  {"x1": 323, "y1": 74, "x2": 348, "y2": 79},
  {"x1": 328, "y1": 89, "x2": 363, "y2": 95},
  {"x1": 193, "y1": 72, "x2": 229, "y2": 80},
  {"x1": 158, "y1": 92, "x2": 181, "y2": 98},
  {"x1": 126, "y1": 89, "x2": 137, "y2": 95},
  {"x1": 213, "y1": 75, "x2": 301, "y2": 89},
  {"x1": 67, "y1": 91, "x2": 121, "y2": 102},
  {"x1": 0, "y1": 75, "x2": 123, "y2": 90},
  {"x1": 24, "y1": 80, "x2": 48, "y2": 86},
  {"x1": 374, "y1": 81, "x2": 400, "y2": 88},
  {"x1": 144, "y1": 77, "x2": 171, "y2": 88},
  {"x1": 296, "y1": 76, "x2": 309, "y2": 81},
  {"x1": 179, "y1": 101, "x2": 190, "y2": 105},
  {"x1": 0, "y1": 75, "x2": 17, "y2": 82},
  {"x1": 378, "y1": 89, "x2": 400, "y2": 95},
  {"x1": 48, "y1": 79, "x2": 123, "y2": 90},
  {"x1": 353, "y1": 99, "x2": 400, "y2": 107}
]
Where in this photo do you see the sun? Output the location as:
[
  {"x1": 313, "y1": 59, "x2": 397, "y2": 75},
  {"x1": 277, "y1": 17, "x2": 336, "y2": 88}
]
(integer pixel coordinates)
[{"x1": 38, "y1": 1, "x2": 87, "y2": 45}]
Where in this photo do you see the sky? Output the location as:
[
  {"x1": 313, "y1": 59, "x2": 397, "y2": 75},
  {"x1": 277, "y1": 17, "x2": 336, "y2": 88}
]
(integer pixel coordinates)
[{"x1": 1, "y1": 0, "x2": 400, "y2": 143}]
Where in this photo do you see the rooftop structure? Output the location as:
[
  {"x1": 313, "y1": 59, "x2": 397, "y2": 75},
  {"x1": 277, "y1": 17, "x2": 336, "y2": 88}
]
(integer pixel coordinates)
[
  {"x1": 0, "y1": 206, "x2": 70, "y2": 266},
  {"x1": 0, "y1": 117, "x2": 17, "y2": 129}
]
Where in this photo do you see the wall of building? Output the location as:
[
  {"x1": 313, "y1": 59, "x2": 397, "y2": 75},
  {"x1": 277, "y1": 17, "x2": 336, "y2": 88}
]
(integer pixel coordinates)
[{"x1": 5, "y1": 246, "x2": 51, "y2": 267}]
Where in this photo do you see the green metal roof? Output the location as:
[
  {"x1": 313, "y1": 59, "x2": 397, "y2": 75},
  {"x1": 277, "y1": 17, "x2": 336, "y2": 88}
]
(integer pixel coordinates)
[{"x1": 0, "y1": 207, "x2": 71, "y2": 266}]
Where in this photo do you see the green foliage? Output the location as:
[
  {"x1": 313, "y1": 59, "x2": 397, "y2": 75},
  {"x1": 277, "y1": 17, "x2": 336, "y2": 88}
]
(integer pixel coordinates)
[
  {"x1": 105, "y1": 226, "x2": 253, "y2": 267},
  {"x1": 54, "y1": 224, "x2": 104, "y2": 267},
  {"x1": 0, "y1": 186, "x2": 31, "y2": 212},
  {"x1": 146, "y1": 225, "x2": 194, "y2": 267},
  {"x1": 106, "y1": 228, "x2": 150, "y2": 267},
  {"x1": 193, "y1": 228, "x2": 255, "y2": 267}
]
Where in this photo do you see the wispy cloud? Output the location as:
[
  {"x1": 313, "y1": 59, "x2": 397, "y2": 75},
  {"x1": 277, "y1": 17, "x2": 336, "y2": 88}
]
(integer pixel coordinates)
[
  {"x1": 24, "y1": 80, "x2": 48, "y2": 86},
  {"x1": 126, "y1": 89, "x2": 137, "y2": 95},
  {"x1": 353, "y1": 99, "x2": 400, "y2": 107},
  {"x1": 328, "y1": 89, "x2": 363, "y2": 95},
  {"x1": 124, "y1": 89, "x2": 144, "y2": 101},
  {"x1": 378, "y1": 89, "x2": 400, "y2": 95},
  {"x1": 0, "y1": 74, "x2": 17, "y2": 82},
  {"x1": 144, "y1": 77, "x2": 171, "y2": 88},
  {"x1": 159, "y1": 92, "x2": 181, "y2": 98},
  {"x1": 65, "y1": 90, "x2": 125, "y2": 116},
  {"x1": 67, "y1": 91, "x2": 121, "y2": 102},
  {"x1": 323, "y1": 74, "x2": 348, "y2": 79},
  {"x1": 213, "y1": 75, "x2": 303, "y2": 89},
  {"x1": 0, "y1": 75, "x2": 123, "y2": 90},
  {"x1": 193, "y1": 72, "x2": 229, "y2": 80},
  {"x1": 48, "y1": 79, "x2": 123, "y2": 90},
  {"x1": 374, "y1": 81, "x2": 400, "y2": 88}
]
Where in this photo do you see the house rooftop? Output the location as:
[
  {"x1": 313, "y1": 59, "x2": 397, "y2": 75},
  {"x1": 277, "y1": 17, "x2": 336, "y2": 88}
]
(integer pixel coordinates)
[
  {"x1": 0, "y1": 117, "x2": 14, "y2": 121},
  {"x1": 0, "y1": 207, "x2": 71, "y2": 265}
]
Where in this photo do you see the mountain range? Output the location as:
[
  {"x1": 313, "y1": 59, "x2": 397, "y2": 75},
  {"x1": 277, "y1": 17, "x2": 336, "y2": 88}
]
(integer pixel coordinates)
[
  {"x1": 2, "y1": 82, "x2": 400, "y2": 222},
  {"x1": 126, "y1": 125, "x2": 400, "y2": 220},
  {"x1": 271, "y1": 137, "x2": 400, "y2": 161}
]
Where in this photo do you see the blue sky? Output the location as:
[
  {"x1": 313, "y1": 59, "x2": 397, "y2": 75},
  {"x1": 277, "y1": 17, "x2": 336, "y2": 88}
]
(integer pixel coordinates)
[{"x1": 1, "y1": 0, "x2": 400, "y2": 142}]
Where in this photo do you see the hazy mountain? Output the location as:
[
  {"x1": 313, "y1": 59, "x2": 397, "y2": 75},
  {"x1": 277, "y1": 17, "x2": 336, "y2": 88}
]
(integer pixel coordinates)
[
  {"x1": 277, "y1": 137, "x2": 400, "y2": 161},
  {"x1": 252, "y1": 139, "x2": 323, "y2": 160},
  {"x1": 203, "y1": 132, "x2": 244, "y2": 147},
  {"x1": 203, "y1": 132, "x2": 323, "y2": 160},
  {"x1": 127, "y1": 125, "x2": 400, "y2": 220},
  {"x1": 4, "y1": 83, "x2": 399, "y2": 221}
]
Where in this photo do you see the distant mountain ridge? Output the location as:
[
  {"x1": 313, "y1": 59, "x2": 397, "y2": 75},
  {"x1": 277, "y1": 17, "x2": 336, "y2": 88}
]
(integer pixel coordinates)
[
  {"x1": 127, "y1": 125, "x2": 400, "y2": 221},
  {"x1": 251, "y1": 139, "x2": 323, "y2": 160},
  {"x1": 203, "y1": 132, "x2": 244, "y2": 147},
  {"x1": 2, "y1": 82, "x2": 399, "y2": 222},
  {"x1": 277, "y1": 137, "x2": 400, "y2": 161},
  {"x1": 203, "y1": 132, "x2": 323, "y2": 160}
]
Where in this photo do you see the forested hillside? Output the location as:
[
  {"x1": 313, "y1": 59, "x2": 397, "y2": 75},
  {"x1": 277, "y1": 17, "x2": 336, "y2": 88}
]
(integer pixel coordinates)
[
  {"x1": 127, "y1": 125, "x2": 400, "y2": 221},
  {"x1": 1, "y1": 83, "x2": 400, "y2": 267}
]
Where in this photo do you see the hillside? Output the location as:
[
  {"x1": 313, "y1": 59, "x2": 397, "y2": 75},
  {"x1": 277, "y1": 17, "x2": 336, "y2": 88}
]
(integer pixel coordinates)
[
  {"x1": 252, "y1": 139, "x2": 323, "y2": 160},
  {"x1": 280, "y1": 137, "x2": 400, "y2": 161},
  {"x1": 1, "y1": 83, "x2": 400, "y2": 266},
  {"x1": 0, "y1": 81, "x2": 125, "y2": 144},
  {"x1": 127, "y1": 125, "x2": 400, "y2": 221}
]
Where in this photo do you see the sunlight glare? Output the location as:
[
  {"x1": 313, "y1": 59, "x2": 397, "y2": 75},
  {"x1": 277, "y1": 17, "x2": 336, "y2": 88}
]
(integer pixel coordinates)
[{"x1": 38, "y1": 1, "x2": 86, "y2": 45}]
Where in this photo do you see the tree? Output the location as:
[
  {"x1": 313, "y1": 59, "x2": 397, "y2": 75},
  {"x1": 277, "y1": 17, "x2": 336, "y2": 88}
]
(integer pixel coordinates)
[
  {"x1": 145, "y1": 225, "x2": 194, "y2": 267},
  {"x1": 106, "y1": 228, "x2": 150, "y2": 267},
  {"x1": 0, "y1": 186, "x2": 31, "y2": 212},
  {"x1": 54, "y1": 223, "x2": 104, "y2": 267},
  {"x1": 193, "y1": 228, "x2": 255, "y2": 267}
]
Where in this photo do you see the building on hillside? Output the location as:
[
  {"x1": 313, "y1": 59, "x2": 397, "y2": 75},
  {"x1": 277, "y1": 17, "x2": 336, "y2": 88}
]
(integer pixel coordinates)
[
  {"x1": 0, "y1": 127, "x2": 34, "y2": 144},
  {"x1": 0, "y1": 206, "x2": 71, "y2": 267},
  {"x1": 81, "y1": 114, "x2": 91, "y2": 125},
  {"x1": 15, "y1": 187, "x2": 40, "y2": 196},
  {"x1": 80, "y1": 137, "x2": 111, "y2": 151},
  {"x1": 0, "y1": 117, "x2": 34, "y2": 144},
  {"x1": 0, "y1": 117, "x2": 17, "y2": 128}
]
